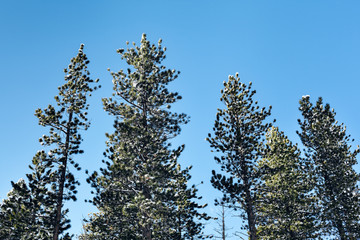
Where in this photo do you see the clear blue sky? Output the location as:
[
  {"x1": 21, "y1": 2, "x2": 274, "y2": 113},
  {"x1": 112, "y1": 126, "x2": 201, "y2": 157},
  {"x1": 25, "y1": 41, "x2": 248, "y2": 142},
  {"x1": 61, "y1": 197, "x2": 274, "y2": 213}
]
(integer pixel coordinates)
[{"x1": 1, "y1": 1, "x2": 360, "y2": 238}]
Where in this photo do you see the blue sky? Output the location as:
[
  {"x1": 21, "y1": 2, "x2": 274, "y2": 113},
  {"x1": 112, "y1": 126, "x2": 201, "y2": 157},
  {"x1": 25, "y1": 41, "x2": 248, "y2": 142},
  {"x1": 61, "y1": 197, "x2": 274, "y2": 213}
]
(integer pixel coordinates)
[{"x1": 1, "y1": 1, "x2": 360, "y2": 238}]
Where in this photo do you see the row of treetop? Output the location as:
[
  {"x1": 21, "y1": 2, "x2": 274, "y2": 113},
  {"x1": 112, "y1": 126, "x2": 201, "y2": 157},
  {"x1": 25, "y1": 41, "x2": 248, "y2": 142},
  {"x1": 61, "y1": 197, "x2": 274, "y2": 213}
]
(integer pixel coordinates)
[{"x1": 1, "y1": 34, "x2": 359, "y2": 240}]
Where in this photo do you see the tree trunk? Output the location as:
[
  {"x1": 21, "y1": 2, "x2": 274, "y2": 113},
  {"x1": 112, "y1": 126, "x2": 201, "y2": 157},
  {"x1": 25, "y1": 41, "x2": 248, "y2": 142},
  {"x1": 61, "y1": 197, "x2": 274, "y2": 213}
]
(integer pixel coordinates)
[
  {"x1": 141, "y1": 87, "x2": 152, "y2": 240},
  {"x1": 336, "y1": 219, "x2": 346, "y2": 240},
  {"x1": 53, "y1": 111, "x2": 73, "y2": 240},
  {"x1": 143, "y1": 224, "x2": 152, "y2": 240},
  {"x1": 222, "y1": 205, "x2": 226, "y2": 240},
  {"x1": 244, "y1": 181, "x2": 257, "y2": 240},
  {"x1": 142, "y1": 185, "x2": 152, "y2": 240}
]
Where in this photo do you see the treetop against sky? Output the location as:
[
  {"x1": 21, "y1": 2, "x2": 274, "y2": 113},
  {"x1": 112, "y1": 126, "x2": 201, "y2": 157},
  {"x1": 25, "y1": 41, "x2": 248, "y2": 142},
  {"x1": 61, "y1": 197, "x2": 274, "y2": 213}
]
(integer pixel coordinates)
[{"x1": 0, "y1": 1, "x2": 359, "y2": 238}]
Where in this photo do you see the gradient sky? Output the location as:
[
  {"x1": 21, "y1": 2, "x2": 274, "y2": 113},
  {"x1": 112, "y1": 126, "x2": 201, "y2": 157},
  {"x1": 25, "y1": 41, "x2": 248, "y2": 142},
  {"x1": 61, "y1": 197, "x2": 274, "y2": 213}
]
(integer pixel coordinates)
[{"x1": 1, "y1": 1, "x2": 360, "y2": 238}]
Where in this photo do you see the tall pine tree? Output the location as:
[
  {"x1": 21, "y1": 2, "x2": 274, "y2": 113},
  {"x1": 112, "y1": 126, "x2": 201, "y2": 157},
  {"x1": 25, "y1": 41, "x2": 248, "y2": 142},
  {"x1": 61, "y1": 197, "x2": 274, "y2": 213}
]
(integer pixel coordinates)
[
  {"x1": 298, "y1": 96, "x2": 360, "y2": 239},
  {"x1": 0, "y1": 44, "x2": 99, "y2": 240},
  {"x1": 207, "y1": 74, "x2": 273, "y2": 240},
  {"x1": 256, "y1": 127, "x2": 319, "y2": 239},
  {"x1": 84, "y1": 34, "x2": 208, "y2": 239}
]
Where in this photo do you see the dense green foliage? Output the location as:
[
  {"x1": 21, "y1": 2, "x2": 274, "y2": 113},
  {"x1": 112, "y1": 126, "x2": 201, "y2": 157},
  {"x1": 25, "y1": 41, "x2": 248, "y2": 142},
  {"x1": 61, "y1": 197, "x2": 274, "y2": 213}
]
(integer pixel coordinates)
[
  {"x1": 207, "y1": 77, "x2": 360, "y2": 239},
  {"x1": 1, "y1": 35, "x2": 360, "y2": 240},
  {"x1": 257, "y1": 127, "x2": 319, "y2": 239},
  {"x1": 207, "y1": 74, "x2": 273, "y2": 240},
  {"x1": 0, "y1": 45, "x2": 98, "y2": 240},
  {"x1": 0, "y1": 178, "x2": 59, "y2": 239},
  {"x1": 82, "y1": 34, "x2": 208, "y2": 239},
  {"x1": 298, "y1": 96, "x2": 360, "y2": 239}
]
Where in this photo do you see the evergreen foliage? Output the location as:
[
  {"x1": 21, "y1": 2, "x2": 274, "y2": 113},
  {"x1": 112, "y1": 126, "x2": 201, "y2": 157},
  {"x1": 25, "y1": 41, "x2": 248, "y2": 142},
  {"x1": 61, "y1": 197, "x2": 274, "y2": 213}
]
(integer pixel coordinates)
[
  {"x1": 84, "y1": 34, "x2": 208, "y2": 239},
  {"x1": 2, "y1": 36, "x2": 360, "y2": 240},
  {"x1": 298, "y1": 96, "x2": 360, "y2": 239},
  {"x1": 1, "y1": 155, "x2": 75, "y2": 240},
  {"x1": 206, "y1": 74, "x2": 273, "y2": 240},
  {"x1": 0, "y1": 45, "x2": 99, "y2": 240},
  {"x1": 0, "y1": 179, "x2": 40, "y2": 239},
  {"x1": 257, "y1": 127, "x2": 319, "y2": 239}
]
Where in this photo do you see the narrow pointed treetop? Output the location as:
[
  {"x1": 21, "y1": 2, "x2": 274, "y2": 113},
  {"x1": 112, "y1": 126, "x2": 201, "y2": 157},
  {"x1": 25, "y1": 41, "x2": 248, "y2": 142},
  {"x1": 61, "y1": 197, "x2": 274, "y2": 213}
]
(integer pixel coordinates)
[
  {"x1": 298, "y1": 96, "x2": 360, "y2": 239},
  {"x1": 207, "y1": 74, "x2": 273, "y2": 240},
  {"x1": 0, "y1": 44, "x2": 99, "y2": 240}
]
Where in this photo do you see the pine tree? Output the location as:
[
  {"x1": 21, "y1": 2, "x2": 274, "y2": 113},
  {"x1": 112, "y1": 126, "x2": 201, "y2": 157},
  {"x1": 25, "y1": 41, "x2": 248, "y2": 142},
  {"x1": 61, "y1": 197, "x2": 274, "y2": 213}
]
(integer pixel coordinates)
[
  {"x1": 206, "y1": 74, "x2": 273, "y2": 240},
  {"x1": 0, "y1": 45, "x2": 99, "y2": 240},
  {"x1": 298, "y1": 96, "x2": 360, "y2": 239},
  {"x1": 256, "y1": 127, "x2": 319, "y2": 239},
  {"x1": 84, "y1": 34, "x2": 208, "y2": 239}
]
